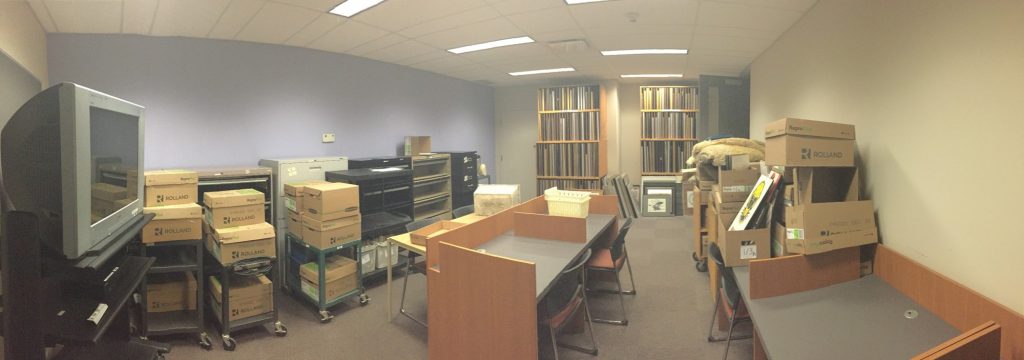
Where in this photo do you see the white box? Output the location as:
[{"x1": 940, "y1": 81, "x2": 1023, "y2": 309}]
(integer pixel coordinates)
[
  {"x1": 474, "y1": 184, "x2": 521, "y2": 216},
  {"x1": 360, "y1": 243, "x2": 376, "y2": 274}
]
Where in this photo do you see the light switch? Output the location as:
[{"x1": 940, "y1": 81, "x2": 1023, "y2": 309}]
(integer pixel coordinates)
[{"x1": 322, "y1": 133, "x2": 335, "y2": 143}]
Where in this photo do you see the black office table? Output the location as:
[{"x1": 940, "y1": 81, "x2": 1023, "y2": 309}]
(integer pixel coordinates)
[
  {"x1": 476, "y1": 214, "x2": 616, "y2": 301},
  {"x1": 733, "y1": 267, "x2": 960, "y2": 359}
]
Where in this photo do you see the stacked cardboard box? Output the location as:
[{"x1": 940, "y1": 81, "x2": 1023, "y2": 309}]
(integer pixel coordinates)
[
  {"x1": 709, "y1": 155, "x2": 769, "y2": 267},
  {"x1": 299, "y1": 183, "x2": 361, "y2": 250},
  {"x1": 209, "y1": 274, "x2": 273, "y2": 322},
  {"x1": 203, "y1": 189, "x2": 276, "y2": 264},
  {"x1": 299, "y1": 255, "x2": 358, "y2": 302},
  {"x1": 142, "y1": 170, "x2": 201, "y2": 244},
  {"x1": 147, "y1": 272, "x2": 198, "y2": 312},
  {"x1": 764, "y1": 118, "x2": 878, "y2": 256},
  {"x1": 282, "y1": 180, "x2": 328, "y2": 237}
]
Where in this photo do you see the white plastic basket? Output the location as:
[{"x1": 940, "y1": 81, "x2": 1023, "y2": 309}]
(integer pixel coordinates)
[{"x1": 544, "y1": 187, "x2": 592, "y2": 218}]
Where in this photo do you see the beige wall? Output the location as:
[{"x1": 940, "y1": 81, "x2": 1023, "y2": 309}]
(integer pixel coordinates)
[
  {"x1": 0, "y1": 1, "x2": 47, "y2": 86},
  {"x1": 750, "y1": 0, "x2": 1024, "y2": 313}
]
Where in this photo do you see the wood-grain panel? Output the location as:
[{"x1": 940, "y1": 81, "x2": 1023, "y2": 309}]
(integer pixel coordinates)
[
  {"x1": 513, "y1": 212, "x2": 586, "y2": 243},
  {"x1": 875, "y1": 245, "x2": 1024, "y2": 359},
  {"x1": 748, "y1": 246, "x2": 860, "y2": 299},
  {"x1": 913, "y1": 321, "x2": 1000, "y2": 360}
]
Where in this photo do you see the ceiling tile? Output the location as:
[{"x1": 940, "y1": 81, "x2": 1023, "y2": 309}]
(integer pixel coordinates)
[
  {"x1": 362, "y1": 40, "x2": 437, "y2": 63},
  {"x1": 269, "y1": 0, "x2": 345, "y2": 12},
  {"x1": 705, "y1": 0, "x2": 818, "y2": 12},
  {"x1": 568, "y1": 0, "x2": 699, "y2": 28},
  {"x1": 396, "y1": 50, "x2": 448, "y2": 66},
  {"x1": 122, "y1": 0, "x2": 159, "y2": 34},
  {"x1": 690, "y1": 33, "x2": 773, "y2": 53},
  {"x1": 45, "y1": 0, "x2": 122, "y2": 33},
  {"x1": 409, "y1": 55, "x2": 475, "y2": 73},
  {"x1": 151, "y1": 0, "x2": 232, "y2": 37},
  {"x1": 581, "y1": 23, "x2": 689, "y2": 38},
  {"x1": 307, "y1": 20, "x2": 388, "y2": 53},
  {"x1": 489, "y1": 55, "x2": 571, "y2": 73},
  {"x1": 347, "y1": 33, "x2": 408, "y2": 56},
  {"x1": 415, "y1": 17, "x2": 524, "y2": 50},
  {"x1": 606, "y1": 55, "x2": 686, "y2": 73},
  {"x1": 456, "y1": 41, "x2": 555, "y2": 63},
  {"x1": 208, "y1": 0, "x2": 267, "y2": 40},
  {"x1": 694, "y1": 24, "x2": 782, "y2": 40},
  {"x1": 697, "y1": 1, "x2": 803, "y2": 31},
  {"x1": 488, "y1": 0, "x2": 563, "y2": 16},
  {"x1": 398, "y1": 6, "x2": 502, "y2": 38},
  {"x1": 285, "y1": 14, "x2": 345, "y2": 46},
  {"x1": 26, "y1": 0, "x2": 57, "y2": 32},
  {"x1": 587, "y1": 33, "x2": 690, "y2": 50},
  {"x1": 505, "y1": 7, "x2": 578, "y2": 35},
  {"x1": 354, "y1": 0, "x2": 486, "y2": 32},
  {"x1": 235, "y1": 2, "x2": 320, "y2": 43},
  {"x1": 528, "y1": 28, "x2": 587, "y2": 42}
]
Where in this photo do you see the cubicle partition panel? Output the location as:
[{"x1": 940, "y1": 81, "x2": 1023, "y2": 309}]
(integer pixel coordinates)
[
  {"x1": 874, "y1": 245, "x2": 1023, "y2": 359},
  {"x1": 747, "y1": 247, "x2": 860, "y2": 300},
  {"x1": 513, "y1": 212, "x2": 587, "y2": 243},
  {"x1": 913, "y1": 321, "x2": 1001, "y2": 360}
]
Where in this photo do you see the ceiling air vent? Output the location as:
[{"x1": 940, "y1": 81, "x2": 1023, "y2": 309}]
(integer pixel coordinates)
[{"x1": 547, "y1": 39, "x2": 590, "y2": 53}]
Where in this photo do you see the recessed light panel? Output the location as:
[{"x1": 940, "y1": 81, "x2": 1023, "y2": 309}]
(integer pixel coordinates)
[
  {"x1": 601, "y1": 49, "x2": 689, "y2": 56},
  {"x1": 621, "y1": 74, "x2": 684, "y2": 78},
  {"x1": 330, "y1": 0, "x2": 385, "y2": 17},
  {"x1": 509, "y1": 68, "x2": 576, "y2": 76},
  {"x1": 448, "y1": 36, "x2": 535, "y2": 54}
]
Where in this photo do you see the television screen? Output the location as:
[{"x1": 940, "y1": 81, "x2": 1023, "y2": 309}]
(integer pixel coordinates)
[{"x1": 89, "y1": 106, "x2": 140, "y2": 224}]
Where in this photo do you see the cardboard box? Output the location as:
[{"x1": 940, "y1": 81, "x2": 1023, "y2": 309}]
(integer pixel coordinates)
[
  {"x1": 300, "y1": 275, "x2": 357, "y2": 302},
  {"x1": 146, "y1": 272, "x2": 197, "y2": 313},
  {"x1": 300, "y1": 214, "x2": 361, "y2": 250},
  {"x1": 789, "y1": 167, "x2": 859, "y2": 206},
  {"x1": 409, "y1": 220, "x2": 466, "y2": 246},
  {"x1": 209, "y1": 274, "x2": 272, "y2": 322},
  {"x1": 300, "y1": 255, "x2": 358, "y2": 283},
  {"x1": 474, "y1": 184, "x2": 521, "y2": 216},
  {"x1": 772, "y1": 222, "x2": 791, "y2": 257},
  {"x1": 717, "y1": 216, "x2": 771, "y2": 267},
  {"x1": 707, "y1": 205, "x2": 719, "y2": 245},
  {"x1": 404, "y1": 136, "x2": 431, "y2": 156},
  {"x1": 203, "y1": 189, "x2": 264, "y2": 208},
  {"x1": 764, "y1": 118, "x2": 856, "y2": 167},
  {"x1": 206, "y1": 222, "x2": 277, "y2": 264},
  {"x1": 716, "y1": 168, "x2": 759, "y2": 202},
  {"x1": 302, "y1": 183, "x2": 359, "y2": 221},
  {"x1": 283, "y1": 180, "x2": 329, "y2": 213},
  {"x1": 92, "y1": 183, "x2": 127, "y2": 201},
  {"x1": 144, "y1": 183, "x2": 197, "y2": 207},
  {"x1": 145, "y1": 169, "x2": 198, "y2": 186},
  {"x1": 143, "y1": 218, "x2": 202, "y2": 244},
  {"x1": 145, "y1": 203, "x2": 202, "y2": 220},
  {"x1": 204, "y1": 204, "x2": 264, "y2": 230},
  {"x1": 785, "y1": 200, "x2": 877, "y2": 255},
  {"x1": 286, "y1": 210, "x2": 303, "y2": 237}
]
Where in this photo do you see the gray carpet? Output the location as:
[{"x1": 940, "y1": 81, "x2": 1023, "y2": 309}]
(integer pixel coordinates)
[{"x1": 160, "y1": 216, "x2": 754, "y2": 359}]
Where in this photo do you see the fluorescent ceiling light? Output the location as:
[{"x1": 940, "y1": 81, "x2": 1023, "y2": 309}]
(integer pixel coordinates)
[
  {"x1": 329, "y1": 0, "x2": 384, "y2": 17},
  {"x1": 601, "y1": 49, "x2": 689, "y2": 56},
  {"x1": 448, "y1": 36, "x2": 535, "y2": 54},
  {"x1": 621, "y1": 74, "x2": 684, "y2": 78},
  {"x1": 565, "y1": 0, "x2": 611, "y2": 4},
  {"x1": 509, "y1": 67, "x2": 576, "y2": 76}
]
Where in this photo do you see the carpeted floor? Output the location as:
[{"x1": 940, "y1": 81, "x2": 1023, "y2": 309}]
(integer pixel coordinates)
[{"x1": 163, "y1": 216, "x2": 753, "y2": 359}]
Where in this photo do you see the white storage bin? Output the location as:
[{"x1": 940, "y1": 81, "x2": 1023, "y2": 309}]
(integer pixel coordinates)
[
  {"x1": 544, "y1": 187, "x2": 591, "y2": 218},
  {"x1": 360, "y1": 243, "x2": 376, "y2": 274},
  {"x1": 375, "y1": 240, "x2": 399, "y2": 269}
]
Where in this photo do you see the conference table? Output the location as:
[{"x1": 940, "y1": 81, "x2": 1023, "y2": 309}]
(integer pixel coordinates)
[{"x1": 732, "y1": 267, "x2": 960, "y2": 359}]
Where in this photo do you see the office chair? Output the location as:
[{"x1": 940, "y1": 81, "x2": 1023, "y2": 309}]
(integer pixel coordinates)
[
  {"x1": 585, "y1": 218, "x2": 636, "y2": 325},
  {"x1": 400, "y1": 217, "x2": 440, "y2": 327},
  {"x1": 452, "y1": 205, "x2": 474, "y2": 218},
  {"x1": 706, "y1": 242, "x2": 752, "y2": 360},
  {"x1": 539, "y1": 248, "x2": 598, "y2": 360}
]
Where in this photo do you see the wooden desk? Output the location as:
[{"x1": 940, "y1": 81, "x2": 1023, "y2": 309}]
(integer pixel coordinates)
[
  {"x1": 384, "y1": 212, "x2": 486, "y2": 321},
  {"x1": 733, "y1": 267, "x2": 960, "y2": 359}
]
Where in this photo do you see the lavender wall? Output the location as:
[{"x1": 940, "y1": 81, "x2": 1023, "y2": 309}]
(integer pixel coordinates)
[{"x1": 47, "y1": 34, "x2": 494, "y2": 171}]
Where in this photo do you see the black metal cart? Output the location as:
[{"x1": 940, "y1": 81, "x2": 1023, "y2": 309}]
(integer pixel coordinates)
[
  {"x1": 202, "y1": 252, "x2": 286, "y2": 351},
  {"x1": 134, "y1": 239, "x2": 212, "y2": 350},
  {"x1": 285, "y1": 233, "x2": 369, "y2": 323}
]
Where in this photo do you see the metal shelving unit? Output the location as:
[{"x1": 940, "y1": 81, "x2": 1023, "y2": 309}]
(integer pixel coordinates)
[
  {"x1": 133, "y1": 239, "x2": 211, "y2": 350},
  {"x1": 412, "y1": 154, "x2": 452, "y2": 220},
  {"x1": 202, "y1": 253, "x2": 286, "y2": 351},
  {"x1": 284, "y1": 233, "x2": 369, "y2": 322}
]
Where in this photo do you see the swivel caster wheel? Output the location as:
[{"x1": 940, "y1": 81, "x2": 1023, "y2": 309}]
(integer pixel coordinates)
[
  {"x1": 359, "y1": 294, "x2": 371, "y2": 306},
  {"x1": 274, "y1": 321, "x2": 288, "y2": 337},
  {"x1": 692, "y1": 252, "x2": 700, "y2": 262},
  {"x1": 695, "y1": 259, "x2": 708, "y2": 273},
  {"x1": 222, "y1": 335, "x2": 237, "y2": 351},
  {"x1": 198, "y1": 332, "x2": 213, "y2": 351},
  {"x1": 319, "y1": 310, "x2": 334, "y2": 323}
]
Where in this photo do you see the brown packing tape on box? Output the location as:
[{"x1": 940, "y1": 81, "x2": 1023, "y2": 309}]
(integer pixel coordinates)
[
  {"x1": 144, "y1": 169, "x2": 198, "y2": 186},
  {"x1": 145, "y1": 183, "x2": 198, "y2": 207},
  {"x1": 204, "y1": 204, "x2": 264, "y2": 230},
  {"x1": 203, "y1": 189, "x2": 264, "y2": 208},
  {"x1": 302, "y1": 183, "x2": 359, "y2": 221},
  {"x1": 147, "y1": 272, "x2": 197, "y2": 313},
  {"x1": 300, "y1": 214, "x2": 361, "y2": 250}
]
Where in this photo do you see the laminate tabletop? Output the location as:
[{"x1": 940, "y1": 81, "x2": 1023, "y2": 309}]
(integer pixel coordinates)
[{"x1": 732, "y1": 267, "x2": 960, "y2": 359}]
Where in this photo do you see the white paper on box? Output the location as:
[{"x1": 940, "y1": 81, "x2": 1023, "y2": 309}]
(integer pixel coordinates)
[
  {"x1": 786, "y1": 228, "x2": 805, "y2": 240},
  {"x1": 284, "y1": 197, "x2": 297, "y2": 212},
  {"x1": 740, "y1": 240, "x2": 758, "y2": 260},
  {"x1": 722, "y1": 185, "x2": 754, "y2": 193}
]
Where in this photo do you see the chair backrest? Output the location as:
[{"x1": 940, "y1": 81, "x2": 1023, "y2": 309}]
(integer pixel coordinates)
[
  {"x1": 608, "y1": 218, "x2": 633, "y2": 262},
  {"x1": 453, "y1": 205, "x2": 474, "y2": 218},
  {"x1": 708, "y1": 242, "x2": 741, "y2": 308},
  {"x1": 542, "y1": 249, "x2": 592, "y2": 320},
  {"x1": 405, "y1": 217, "x2": 440, "y2": 232}
]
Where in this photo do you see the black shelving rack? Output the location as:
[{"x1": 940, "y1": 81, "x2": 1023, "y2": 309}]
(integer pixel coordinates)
[{"x1": 130, "y1": 239, "x2": 211, "y2": 350}]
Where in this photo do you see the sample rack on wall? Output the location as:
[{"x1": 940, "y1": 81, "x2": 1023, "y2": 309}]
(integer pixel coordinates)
[
  {"x1": 640, "y1": 86, "x2": 699, "y2": 175},
  {"x1": 535, "y1": 85, "x2": 607, "y2": 194}
]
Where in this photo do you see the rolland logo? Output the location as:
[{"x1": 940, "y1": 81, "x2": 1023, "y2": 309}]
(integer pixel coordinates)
[
  {"x1": 154, "y1": 228, "x2": 163, "y2": 236},
  {"x1": 156, "y1": 194, "x2": 189, "y2": 203},
  {"x1": 801, "y1": 148, "x2": 843, "y2": 160}
]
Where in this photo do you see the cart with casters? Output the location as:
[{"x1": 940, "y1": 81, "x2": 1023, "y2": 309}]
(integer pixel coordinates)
[
  {"x1": 285, "y1": 233, "x2": 369, "y2": 323},
  {"x1": 133, "y1": 239, "x2": 213, "y2": 350},
  {"x1": 203, "y1": 252, "x2": 286, "y2": 351}
]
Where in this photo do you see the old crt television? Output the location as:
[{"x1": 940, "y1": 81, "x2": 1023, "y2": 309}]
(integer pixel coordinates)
[{"x1": 2, "y1": 82, "x2": 145, "y2": 259}]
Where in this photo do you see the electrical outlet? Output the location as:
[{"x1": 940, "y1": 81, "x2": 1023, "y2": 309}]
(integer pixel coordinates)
[{"x1": 322, "y1": 133, "x2": 335, "y2": 143}]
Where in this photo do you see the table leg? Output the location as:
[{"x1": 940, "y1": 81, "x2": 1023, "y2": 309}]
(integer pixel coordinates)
[
  {"x1": 753, "y1": 327, "x2": 767, "y2": 360},
  {"x1": 386, "y1": 240, "x2": 393, "y2": 322}
]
